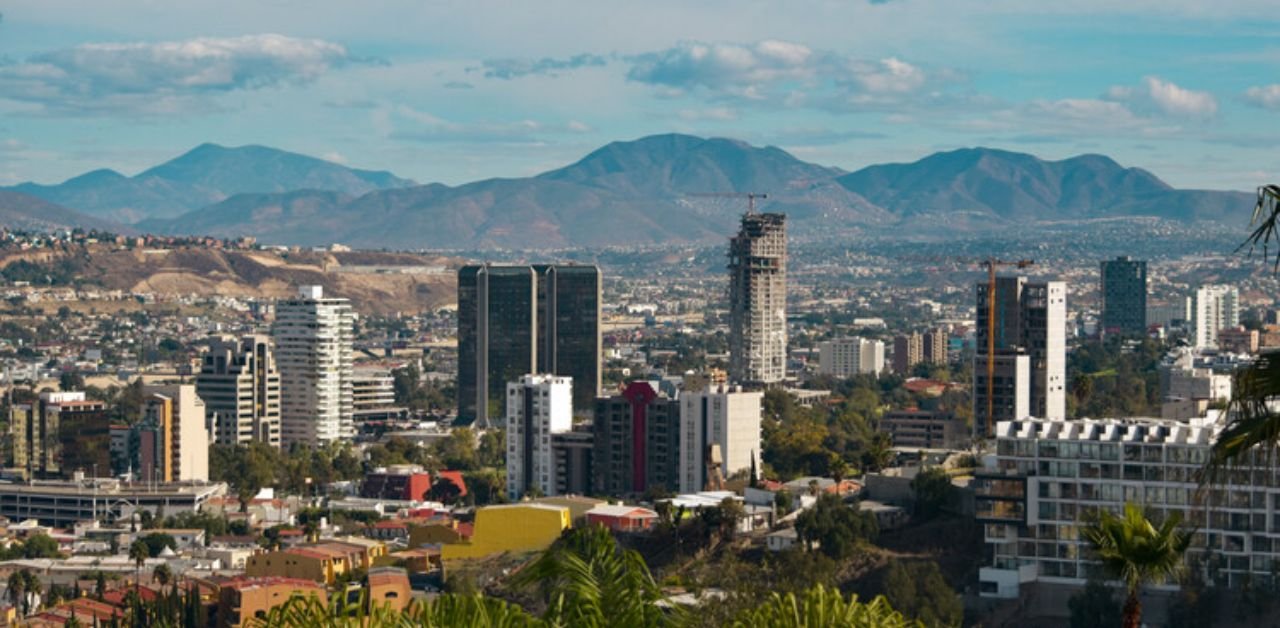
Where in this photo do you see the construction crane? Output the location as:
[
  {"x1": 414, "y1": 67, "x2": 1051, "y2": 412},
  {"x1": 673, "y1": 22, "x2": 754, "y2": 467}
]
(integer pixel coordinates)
[
  {"x1": 686, "y1": 192, "x2": 769, "y2": 214},
  {"x1": 979, "y1": 258, "x2": 1035, "y2": 438}
]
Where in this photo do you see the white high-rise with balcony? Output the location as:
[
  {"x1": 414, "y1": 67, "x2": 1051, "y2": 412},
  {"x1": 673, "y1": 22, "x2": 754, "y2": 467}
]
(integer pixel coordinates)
[
  {"x1": 274, "y1": 285, "x2": 354, "y2": 446},
  {"x1": 505, "y1": 374, "x2": 573, "y2": 500},
  {"x1": 678, "y1": 384, "x2": 763, "y2": 493},
  {"x1": 1192, "y1": 285, "x2": 1239, "y2": 349}
]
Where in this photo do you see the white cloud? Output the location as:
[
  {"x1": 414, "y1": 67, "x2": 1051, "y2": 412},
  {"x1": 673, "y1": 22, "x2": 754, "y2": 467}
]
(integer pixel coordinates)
[
  {"x1": 385, "y1": 105, "x2": 592, "y2": 144},
  {"x1": 0, "y1": 34, "x2": 356, "y2": 115},
  {"x1": 1106, "y1": 76, "x2": 1217, "y2": 118},
  {"x1": 623, "y1": 40, "x2": 951, "y2": 111},
  {"x1": 1244, "y1": 84, "x2": 1280, "y2": 111}
]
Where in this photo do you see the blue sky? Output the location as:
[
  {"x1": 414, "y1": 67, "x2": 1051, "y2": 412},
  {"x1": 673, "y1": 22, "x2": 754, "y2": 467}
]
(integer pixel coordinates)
[{"x1": 1, "y1": 0, "x2": 1278, "y2": 190}]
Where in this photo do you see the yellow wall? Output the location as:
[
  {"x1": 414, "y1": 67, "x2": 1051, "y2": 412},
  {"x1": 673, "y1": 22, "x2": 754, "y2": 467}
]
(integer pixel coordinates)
[
  {"x1": 408, "y1": 523, "x2": 464, "y2": 547},
  {"x1": 441, "y1": 505, "x2": 571, "y2": 561},
  {"x1": 245, "y1": 551, "x2": 346, "y2": 585}
]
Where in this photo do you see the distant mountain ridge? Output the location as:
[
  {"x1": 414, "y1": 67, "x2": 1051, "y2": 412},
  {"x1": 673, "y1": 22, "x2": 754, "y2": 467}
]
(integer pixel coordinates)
[
  {"x1": 10, "y1": 144, "x2": 415, "y2": 224},
  {"x1": 0, "y1": 190, "x2": 128, "y2": 233},
  {"x1": 12, "y1": 135, "x2": 1255, "y2": 248}
]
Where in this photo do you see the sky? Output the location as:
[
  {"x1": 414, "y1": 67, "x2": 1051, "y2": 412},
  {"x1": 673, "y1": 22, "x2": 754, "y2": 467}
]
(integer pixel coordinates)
[{"x1": 1, "y1": 1, "x2": 1278, "y2": 190}]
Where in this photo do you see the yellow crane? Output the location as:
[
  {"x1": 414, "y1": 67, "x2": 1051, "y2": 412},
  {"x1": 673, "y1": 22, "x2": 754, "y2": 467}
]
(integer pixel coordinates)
[
  {"x1": 979, "y1": 258, "x2": 1035, "y2": 437},
  {"x1": 686, "y1": 192, "x2": 769, "y2": 214}
]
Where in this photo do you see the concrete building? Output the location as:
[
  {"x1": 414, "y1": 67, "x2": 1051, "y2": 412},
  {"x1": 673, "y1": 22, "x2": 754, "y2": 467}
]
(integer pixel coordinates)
[
  {"x1": 274, "y1": 285, "x2": 355, "y2": 446},
  {"x1": 1147, "y1": 298, "x2": 1192, "y2": 330},
  {"x1": 818, "y1": 337, "x2": 885, "y2": 377},
  {"x1": 360, "y1": 465, "x2": 432, "y2": 502},
  {"x1": 1217, "y1": 326, "x2": 1259, "y2": 354},
  {"x1": 892, "y1": 332, "x2": 923, "y2": 375},
  {"x1": 0, "y1": 479, "x2": 227, "y2": 527},
  {"x1": 976, "y1": 414, "x2": 1280, "y2": 599},
  {"x1": 505, "y1": 374, "x2": 573, "y2": 499},
  {"x1": 880, "y1": 409, "x2": 967, "y2": 450},
  {"x1": 12, "y1": 392, "x2": 109, "y2": 479},
  {"x1": 974, "y1": 277, "x2": 1066, "y2": 437},
  {"x1": 137, "y1": 384, "x2": 209, "y2": 482},
  {"x1": 923, "y1": 328, "x2": 949, "y2": 366},
  {"x1": 728, "y1": 212, "x2": 787, "y2": 386},
  {"x1": 1159, "y1": 349, "x2": 1232, "y2": 405},
  {"x1": 1100, "y1": 256, "x2": 1147, "y2": 336},
  {"x1": 457, "y1": 264, "x2": 601, "y2": 427},
  {"x1": 552, "y1": 431, "x2": 594, "y2": 496},
  {"x1": 217, "y1": 577, "x2": 327, "y2": 628},
  {"x1": 678, "y1": 384, "x2": 763, "y2": 493},
  {"x1": 196, "y1": 335, "x2": 281, "y2": 447},
  {"x1": 593, "y1": 381, "x2": 681, "y2": 496},
  {"x1": 352, "y1": 369, "x2": 397, "y2": 412},
  {"x1": 1191, "y1": 285, "x2": 1239, "y2": 349}
]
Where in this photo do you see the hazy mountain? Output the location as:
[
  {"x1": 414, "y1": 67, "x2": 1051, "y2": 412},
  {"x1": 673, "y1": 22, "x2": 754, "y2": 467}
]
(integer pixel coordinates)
[
  {"x1": 0, "y1": 190, "x2": 128, "y2": 233},
  {"x1": 150, "y1": 134, "x2": 889, "y2": 248},
  {"x1": 835, "y1": 147, "x2": 1246, "y2": 223},
  {"x1": 21, "y1": 136, "x2": 1255, "y2": 248},
  {"x1": 10, "y1": 144, "x2": 415, "y2": 224}
]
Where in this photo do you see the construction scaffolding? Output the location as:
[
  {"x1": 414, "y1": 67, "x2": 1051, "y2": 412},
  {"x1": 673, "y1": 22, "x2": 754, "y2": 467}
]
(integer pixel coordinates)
[{"x1": 728, "y1": 212, "x2": 788, "y2": 387}]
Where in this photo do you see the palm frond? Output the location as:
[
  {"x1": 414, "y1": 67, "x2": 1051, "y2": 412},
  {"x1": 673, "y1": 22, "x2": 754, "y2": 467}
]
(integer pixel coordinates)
[{"x1": 1239, "y1": 185, "x2": 1280, "y2": 272}]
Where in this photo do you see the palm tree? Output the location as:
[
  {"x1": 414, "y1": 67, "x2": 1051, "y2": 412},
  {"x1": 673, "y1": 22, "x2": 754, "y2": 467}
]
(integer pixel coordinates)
[
  {"x1": 1081, "y1": 502, "x2": 1193, "y2": 628},
  {"x1": 152, "y1": 563, "x2": 172, "y2": 592},
  {"x1": 128, "y1": 540, "x2": 149, "y2": 595},
  {"x1": 730, "y1": 585, "x2": 923, "y2": 628},
  {"x1": 7, "y1": 571, "x2": 26, "y2": 616},
  {"x1": 1211, "y1": 185, "x2": 1280, "y2": 472}
]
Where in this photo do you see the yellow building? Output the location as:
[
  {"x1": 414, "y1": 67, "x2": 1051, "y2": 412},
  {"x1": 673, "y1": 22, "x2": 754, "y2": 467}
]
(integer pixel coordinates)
[
  {"x1": 244, "y1": 538, "x2": 386, "y2": 585},
  {"x1": 407, "y1": 521, "x2": 466, "y2": 547},
  {"x1": 441, "y1": 504, "x2": 570, "y2": 561}
]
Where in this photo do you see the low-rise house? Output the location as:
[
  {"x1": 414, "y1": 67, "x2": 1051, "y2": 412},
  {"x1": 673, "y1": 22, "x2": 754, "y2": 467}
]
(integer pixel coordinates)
[
  {"x1": 585, "y1": 505, "x2": 659, "y2": 533},
  {"x1": 440, "y1": 504, "x2": 570, "y2": 562}
]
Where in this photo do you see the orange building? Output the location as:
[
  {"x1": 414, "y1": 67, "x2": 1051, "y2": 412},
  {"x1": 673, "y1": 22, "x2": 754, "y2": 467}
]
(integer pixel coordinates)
[
  {"x1": 366, "y1": 567, "x2": 412, "y2": 612},
  {"x1": 216, "y1": 577, "x2": 326, "y2": 627}
]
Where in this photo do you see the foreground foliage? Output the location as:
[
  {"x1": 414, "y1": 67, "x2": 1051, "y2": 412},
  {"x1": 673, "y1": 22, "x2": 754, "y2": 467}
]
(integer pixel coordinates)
[{"x1": 1081, "y1": 502, "x2": 1192, "y2": 628}]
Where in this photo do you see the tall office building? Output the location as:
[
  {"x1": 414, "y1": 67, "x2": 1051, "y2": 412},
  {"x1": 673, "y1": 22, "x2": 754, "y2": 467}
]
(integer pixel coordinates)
[
  {"x1": 505, "y1": 374, "x2": 573, "y2": 500},
  {"x1": 274, "y1": 285, "x2": 355, "y2": 446},
  {"x1": 135, "y1": 384, "x2": 209, "y2": 482},
  {"x1": 196, "y1": 335, "x2": 281, "y2": 447},
  {"x1": 457, "y1": 264, "x2": 601, "y2": 427},
  {"x1": 818, "y1": 338, "x2": 885, "y2": 377},
  {"x1": 974, "y1": 277, "x2": 1066, "y2": 437},
  {"x1": 892, "y1": 332, "x2": 923, "y2": 375},
  {"x1": 12, "y1": 392, "x2": 110, "y2": 479},
  {"x1": 728, "y1": 213, "x2": 787, "y2": 387},
  {"x1": 678, "y1": 384, "x2": 763, "y2": 493},
  {"x1": 923, "y1": 328, "x2": 949, "y2": 365},
  {"x1": 1191, "y1": 285, "x2": 1239, "y2": 349},
  {"x1": 593, "y1": 381, "x2": 682, "y2": 496},
  {"x1": 1100, "y1": 256, "x2": 1148, "y2": 337}
]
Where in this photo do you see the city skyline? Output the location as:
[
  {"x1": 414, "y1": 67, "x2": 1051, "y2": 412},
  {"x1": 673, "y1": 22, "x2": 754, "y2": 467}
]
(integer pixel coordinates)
[{"x1": 2, "y1": 1, "x2": 1278, "y2": 191}]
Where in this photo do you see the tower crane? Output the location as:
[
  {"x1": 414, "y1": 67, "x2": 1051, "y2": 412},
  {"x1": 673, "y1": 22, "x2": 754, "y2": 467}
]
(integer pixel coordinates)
[
  {"x1": 978, "y1": 258, "x2": 1035, "y2": 438},
  {"x1": 686, "y1": 192, "x2": 769, "y2": 214}
]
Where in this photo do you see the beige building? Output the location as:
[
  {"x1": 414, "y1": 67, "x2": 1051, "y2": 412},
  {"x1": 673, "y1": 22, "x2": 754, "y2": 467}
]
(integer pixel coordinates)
[
  {"x1": 196, "y1": 335, "x2": 282, "y2": 447},
  {"x1": 142, "y1": 384, "x2": 209, "y2": 482}
]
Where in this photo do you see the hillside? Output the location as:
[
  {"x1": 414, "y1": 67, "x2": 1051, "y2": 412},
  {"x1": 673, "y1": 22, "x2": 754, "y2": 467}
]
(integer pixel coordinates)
[
  {"x1": 10, "y1": 144, "x2": 415, "y2": 223},
  {"x1": 0, "y1": 244, "x2": 456, "y2": 315},
  {"x1": 0, "y1": 190, "x2": 128, "y2": 233}
]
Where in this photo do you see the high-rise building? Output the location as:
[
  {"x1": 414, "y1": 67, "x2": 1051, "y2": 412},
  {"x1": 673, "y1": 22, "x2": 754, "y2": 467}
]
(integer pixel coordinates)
[
  {"x1": 1191, "y1": 285, "x2": 1239, "y2": 349},
  {"x1": 818, "y1": 338, "x2": 885, "y2": 377},
  {"x1": 923, "y1": 328, "x2": 949, "y2": 365},
  {"x1": 593, "y1": 382, "x2": 682, "y2": 496},
  {"x1": 457, "y1": 264, "x2": 601, "y2": 427},
  {"x1": 678, "y1": 384, "x2": 763, "y2": 493},
  {"x1": 973, "y1": 277, "x2": 1066, "y2": 437},
  {"x1": 274, "y1": 285, "x2": 354, "y2": 446},
  {"x1": 505, "y1": 374, "x2": 573, "y2": 500},
  {"x1": 132, "y1": 385, "x2": 209, "y2": 482},
  {"x1": 12, "y1": 392, "x2": 110, "y2": 479},
  {"x1": 196, "y1": 335, "x2": 281, "y2": 447},
  {"x1": 352, "y1": 369, "x2": 397, "y2": 413},
  {"x1": 728, "y1": 213, "x2": 787, "y2": 387},
  {"x1": 1100, "y1": 256, "x2": 1147, "y2": 336},
  {"x1": 892, "y1": 333, "x2": 923, "y2": 375}
]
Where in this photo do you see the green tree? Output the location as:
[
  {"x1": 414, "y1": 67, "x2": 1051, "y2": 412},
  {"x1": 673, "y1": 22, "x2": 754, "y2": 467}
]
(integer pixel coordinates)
[
  {"x1": 881, "y1": 561, "x2": 962, "y2": 628},
  {"x1": 152, "y1": 563, "x2": 173, "y2": 591},
  {"x1": 21, "y1": 533, "x2": 63, "y2": 558},
  {"x1": 795, "y1": 493, "x2": 878, "y2": 560},
  {"x1": 129, "y1": 540, "x2": 150, "y2": 594},
  {"x1": 1082, "y1": 502, "x2": 1193, "y2": 628},
  {"x1": 1069, "y1": 580, "x2": 1121, "y2": 628},
  {"x1": 910, "y1": 467, "x2": 956, "y2": 521},
  {"x1": 141, "y1": 532, "x2": 177, "y2": 557}
]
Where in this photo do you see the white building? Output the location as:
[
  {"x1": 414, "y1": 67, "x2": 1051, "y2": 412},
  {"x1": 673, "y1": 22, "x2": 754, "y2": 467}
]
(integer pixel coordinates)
[
  {"x1": 195, "y1": 335, "x2": 281, "y2": 447},
  {"x1": 678, "y1": 384, "x2": 763, "y2": 493},
  {"x1": 1191, "y1": 285, "x2": 1239, "y2": 349},
  {"x1": 142, "y1": 384, "x2": 209, "y2": 482},
  {"x1": 976, "y1": 413, "x2": 1280, "y2": 599},
  {"x1": 352, "y1": 369, "x2": 397, "y2": 411},
  {"x1": 818, "y1": 337, "x2": 885, "y2": 377},
  {"x1": 505, "y1": 374, "x2": 573, "y2": 500},
  {"x1": 728, "y1": 213, "x2": 787, "y2": 386},
  {"x1": 274, "y1": 285, "x2": 355, "y2": 446}
]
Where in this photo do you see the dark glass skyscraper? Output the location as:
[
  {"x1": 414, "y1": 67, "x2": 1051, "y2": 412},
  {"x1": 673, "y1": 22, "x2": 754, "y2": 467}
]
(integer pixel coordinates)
[
  {"x1": 457, "y1": 264, "x2": 600, "y2": 427},
  {"x1": 1100, "y1": 256, "x2": 1147, "y2": 337}
]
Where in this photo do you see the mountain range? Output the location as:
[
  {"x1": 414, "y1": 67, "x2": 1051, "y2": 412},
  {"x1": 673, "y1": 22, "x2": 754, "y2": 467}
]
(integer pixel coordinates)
[{"x1": 4, "y1": 135, "x2": 1254, "y2": 249}]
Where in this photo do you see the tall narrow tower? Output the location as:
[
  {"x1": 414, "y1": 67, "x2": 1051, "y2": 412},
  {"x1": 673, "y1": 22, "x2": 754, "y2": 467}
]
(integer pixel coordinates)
[
  {"x1": 973, "y1": 276, "x2": 1065, "y2": 437},
  {"x1": 728, "y1": 213, "x2": 787, "y2": 387},
  {"x1": 274, "y1": 285, "x2": 354, "y2": 447}
]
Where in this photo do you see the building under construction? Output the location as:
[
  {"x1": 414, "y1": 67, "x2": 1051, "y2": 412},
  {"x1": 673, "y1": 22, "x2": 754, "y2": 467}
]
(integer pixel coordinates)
[
  {"x1": 973, "y1": 276, "x2": 1066, "y2": 438},
  {"x1": 728, "y1": 212, "x2": 788, "y2": 387}
]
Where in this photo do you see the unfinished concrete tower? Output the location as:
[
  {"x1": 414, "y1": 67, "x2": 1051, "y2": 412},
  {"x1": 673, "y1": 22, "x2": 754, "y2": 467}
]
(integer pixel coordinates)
[{"x1": 728, "y1": 212, "x2": 787, "y2": 386}]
